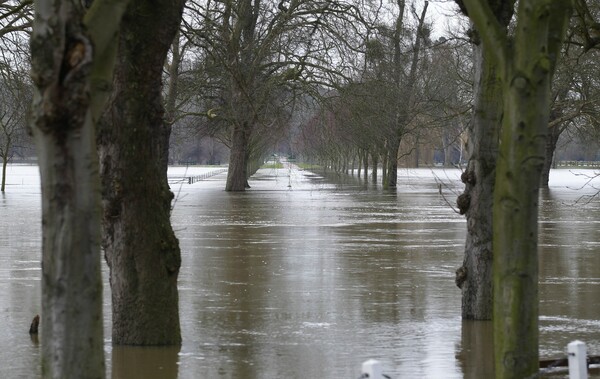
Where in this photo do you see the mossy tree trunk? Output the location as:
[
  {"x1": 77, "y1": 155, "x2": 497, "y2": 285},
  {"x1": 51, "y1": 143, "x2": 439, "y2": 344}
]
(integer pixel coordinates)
[
  {"x1": 461, "y1": 0, "x2": 572, "y2": 377},
  {"x1": 98, "y1": 0, "x2": 185, "y2": 345},
  {"x1": 30, "y1": 0, "x2": 128, "y2": 375}
]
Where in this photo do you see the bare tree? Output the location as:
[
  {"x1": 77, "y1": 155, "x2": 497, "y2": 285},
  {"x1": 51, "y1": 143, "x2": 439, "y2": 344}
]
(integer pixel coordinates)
[
  {"x1": 182, "y1": 0, "x2": 368, "y2": 191},
  {"x1": 0, "y1": 0, "x2": 33, "y2": 39},
  {"x1": 0, "y1": 0, "x2": 33, "y2": 191},
  {"x1": 0, "y1": 63, "x2": 31, "y2": 191}
]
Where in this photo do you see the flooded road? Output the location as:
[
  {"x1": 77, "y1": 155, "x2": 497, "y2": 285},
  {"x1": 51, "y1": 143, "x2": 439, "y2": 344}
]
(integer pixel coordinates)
[{"x1": 1, "y1": 164, "x2": 600, "y2": 378}]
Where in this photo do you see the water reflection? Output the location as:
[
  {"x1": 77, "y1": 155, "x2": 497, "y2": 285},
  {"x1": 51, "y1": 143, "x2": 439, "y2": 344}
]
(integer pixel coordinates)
[
  {"x1": 111, "y1": 346, "x2": 180, "y2": 379},
  {"x1": 539, "y1": 184, "x2": 600, "y2": 359},
  {"x1": 173, "y1": 167, "x2": 466, "y2": 378},
  {"x1": 456, "y1": 321, "x2": 494, "y2": 379}
]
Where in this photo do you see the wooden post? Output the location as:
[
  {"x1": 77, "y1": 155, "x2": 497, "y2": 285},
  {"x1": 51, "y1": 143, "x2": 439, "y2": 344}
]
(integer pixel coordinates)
[
  {"x1": 568, "y1": 340, "x2": 588, "y2": 379},
  {"x1": 362, "y1": 359, "x2": 383, "y2": 379}
]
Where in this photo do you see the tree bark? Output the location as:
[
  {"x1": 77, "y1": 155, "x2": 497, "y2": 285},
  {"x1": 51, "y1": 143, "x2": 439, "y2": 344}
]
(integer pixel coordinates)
[
  {"x1": 493, "y1": 4, "x2": 571, "y2": 376},
  {"x1": 1, "y1": 147, "x2": 7, "y2": 192},
  {"x1": 385, "y1": 143, "x2": 399, "y2": 188},
  {"x1": 371, "y1": 152, "x2": 378, "y2": 184},
  {"x1": 226, "y1": 123, "x2": 250, "y2": 191},
  {"x1": 30, "y1": 0, "x2": 129, "y2": 375},
  {"x1": 461, "y1": 0, "x2": 572, "y2": 377},
  {"x1": 30, "y1": 15, "x2": 104, "y2": 379},
  {"x1": 540, "y1": 119, "x2": 562, "y2": 187},
  {"x1": 98, "y1": 0, "x2": 184, "y2": 345},
  {"x1": 457, "y1": 43, "x2": 501, "y2": 320},
  {"x1": 362, "y1": 150, "x2": 368, "y2": 180}
]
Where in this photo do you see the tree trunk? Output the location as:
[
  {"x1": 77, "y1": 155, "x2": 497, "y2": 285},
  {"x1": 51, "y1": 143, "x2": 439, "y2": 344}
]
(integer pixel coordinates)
[
  {"x1": 33, "y1": 111, "x2": 105, "y2": 379},
  {"x1": 492, "y1": 76, "x2": 547, "y2": 379},
  {"x1": 226, "y1": 123, "x2": 250, "y2": 191},
  {"x1": 30, "y1": 10, "x2": 105, "y2": 379},
  {"x1": 457, "y1": 44, "x2": 501, "y2": 320},
  {"x1": 382, "y1": 152, "x2": 388, "y2": 186},
  {"x1": 540, "y1": 122, "x2": 561, "y2": 188},
  {"x1": 493, "y1": 3, "x2": 571, "y2": 375},
  {"x1": 29, "y1": 0, "x2": 129, "y2": 374},
  {"x1": 98, "y1": 0, "x2": 184, "y2": 345},
  {"x1": 386, "y1": 143, "x2": 399, "y2": 188},
  {"x1": 414, "y1": 140, "x2": 420, "y2": 168},
  {"x1": 461, "y1": 1, "x2": 572, "y2": 376},
  {"x1": 371, "y1": 152, "x2": 378, "y2": 184},
  {"x1": 1, "y1": 151, "x2": 7, "y2": 192},
  {"x1": 165, "y1": 30, "x2": 181, "y2": 124},
  {"x1": 362, "y1": 150, "x2": 368, "y2": 180}
]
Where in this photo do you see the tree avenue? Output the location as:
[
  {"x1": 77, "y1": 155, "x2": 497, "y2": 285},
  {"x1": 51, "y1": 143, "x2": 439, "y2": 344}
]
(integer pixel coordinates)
[
  {"x1": 184, "y1": 0, "x2": 366, "y2": 191},
  {"x1": 22, "y1": 0, "x2": 600, "y2": 375},
  {"x1": 0, "y1": 65, "x2": 31, "y2": 192},
  {"x1": 459, "y1": 0, "x2": 573, "y2": 377},
  {"x1": 0, "y1": 1, "x2": 33, "y2": 192}
]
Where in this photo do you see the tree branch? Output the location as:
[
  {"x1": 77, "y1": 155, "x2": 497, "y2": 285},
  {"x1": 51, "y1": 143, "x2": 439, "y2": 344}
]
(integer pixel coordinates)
[{"x1": 460, "y1": 0, "x2": 510, "y2": 72}]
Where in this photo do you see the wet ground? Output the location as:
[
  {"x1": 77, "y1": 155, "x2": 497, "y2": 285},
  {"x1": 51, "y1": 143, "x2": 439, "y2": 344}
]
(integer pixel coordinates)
[{"x1": 1, "y1": 164, "x2": 599, "y2": 378}]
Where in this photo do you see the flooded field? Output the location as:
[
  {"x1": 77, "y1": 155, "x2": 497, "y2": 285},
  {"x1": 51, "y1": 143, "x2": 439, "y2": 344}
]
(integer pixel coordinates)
[{"x1": 1, "y1": 164, "x2": 599, "y2": 378}]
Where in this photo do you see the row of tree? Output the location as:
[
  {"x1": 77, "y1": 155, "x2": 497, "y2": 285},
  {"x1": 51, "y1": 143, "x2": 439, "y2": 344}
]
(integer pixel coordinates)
[
  {"x1": 285, "y1": 1, "x2": 600, "y2": 377},
  {"x1": 3, "y1": 0, "x2": 600, "y2": 377},
  {"x1": 295, "y1": 2, "x2": 600, "y2": 190},
  {"x1": 4, "y1": 1, "x2": 600, "y2": 193}
]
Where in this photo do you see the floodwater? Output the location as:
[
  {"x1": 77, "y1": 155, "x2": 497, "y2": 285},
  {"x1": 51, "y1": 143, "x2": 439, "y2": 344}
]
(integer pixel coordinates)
[{"x1": 1, "y1": 163, "x2": 600, "y2": 378}]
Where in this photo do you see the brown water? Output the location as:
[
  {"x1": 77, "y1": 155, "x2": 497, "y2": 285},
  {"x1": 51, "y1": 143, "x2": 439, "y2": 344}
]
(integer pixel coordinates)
[{"x1": 1, "y1": 164, "x2": 599, "y2": 378}]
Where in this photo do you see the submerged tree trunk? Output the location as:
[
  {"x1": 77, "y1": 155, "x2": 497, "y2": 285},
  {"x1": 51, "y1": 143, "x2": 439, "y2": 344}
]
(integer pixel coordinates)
[
  {"x1": 461, "y1": 0, "x2": 572, "y2": 376},
  {"x1": 363, "y1": 150, "x2": 368, "y2": 180},
  {"x1": 456, "y1": 44, "x2": 502, "y2": 320},
  {"x1": 226, "y1": 123, "x2": 250, "y2": 191},
  {"x1": 540, "y1": 119, "x2": 562, "y2": 187},
  {"x1": 382, "y1": 152, "x2": 388, "y2": 186},
  {"x1": 385, "y1": 143, "x2": 399, "y2": 188},
  {"x1": 1, "y1": 148, "x2": 7, "y2": 192},
  {"x1": 98, "y1": 0, "x2": 184, "y2": 345},
  {"x1": 493, "y1": 4, "x2": 571, "y2": 377},
  {"x1": 371, "y1": 152, "x2": 378, "y2": 184},
  {"x1": 31, "y1": 49, "x2": 105, "y2": 378},
  {"x1": 30, "y1": 0, "x2": 128, "y2": 375}
]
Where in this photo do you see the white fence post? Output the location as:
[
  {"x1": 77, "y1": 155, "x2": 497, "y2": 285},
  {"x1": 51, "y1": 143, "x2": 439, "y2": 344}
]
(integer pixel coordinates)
[
  {"x1": 362, "y1": 359, "x2": 383, "y2": 379},
  {"x1": 568, "y1": 340, "x2": 588, "y2": 379}
]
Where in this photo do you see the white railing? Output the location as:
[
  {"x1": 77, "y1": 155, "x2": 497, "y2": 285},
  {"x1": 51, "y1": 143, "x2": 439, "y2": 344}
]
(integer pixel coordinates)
[
  {"x1": 168, "y1": 168, "x2": 228, "y2": 185},
  {"x1": 568, "y1": 340, "x2": 588, "y2": 379}
]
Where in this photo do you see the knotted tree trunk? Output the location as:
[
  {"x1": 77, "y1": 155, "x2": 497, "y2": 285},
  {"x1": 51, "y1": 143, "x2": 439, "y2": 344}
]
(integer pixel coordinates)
[
  {"x1": 456, "y1": 42, "x2": 502, "y2": 320},
  {"x1": 98, "y1": 0, "x2": 184, "y2": 345},
  {"x1": 30, "y1": 0, "x2": 129, "y2": 375}
]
